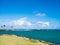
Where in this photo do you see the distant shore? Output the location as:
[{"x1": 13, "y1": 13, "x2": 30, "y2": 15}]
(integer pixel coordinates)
[{"x1": 0, "y1": 34, "x2": 57, "y2": 45}]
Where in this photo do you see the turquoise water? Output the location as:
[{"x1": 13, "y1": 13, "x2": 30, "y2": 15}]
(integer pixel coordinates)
[{"x1": 0, "y1": 29, "x2": 60, "y2": 44}]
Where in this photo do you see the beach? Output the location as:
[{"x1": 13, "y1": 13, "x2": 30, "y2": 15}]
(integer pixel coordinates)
[{"x1": 0, "y1": 34, "x2": 56, "y2": 45}]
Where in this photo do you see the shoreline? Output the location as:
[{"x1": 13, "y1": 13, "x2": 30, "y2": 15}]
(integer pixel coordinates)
[{"x1": 0, "y1": 34, "x2": 58, "y2": 45}]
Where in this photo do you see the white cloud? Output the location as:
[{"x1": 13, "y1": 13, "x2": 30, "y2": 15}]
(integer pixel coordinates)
[
  {"x1": 36, "y1": 21, "x2": 50, "y2": 27},
  {"x1": 5, "y1": 17, "x2": 51, "y2": 29},
  {"x1": 26, "y1": 21, "x2": 32, "y2": 27},
  {"x1": 0, "y1": 15, "x2": 60, "y2": 29},
  {"x1": 35, "y1": 13, "x2": 46, "y2": 17},
  {"x1": 14, "y1": 17, "x2": 27, "y2": 26},
  {"x1": 9, "y1": 17, "x2": 32, "y2": 28}
]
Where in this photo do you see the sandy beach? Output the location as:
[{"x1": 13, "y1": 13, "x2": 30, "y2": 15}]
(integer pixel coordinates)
[{"x1": 0, "y1": 34, "x2": 56, "y2": 45}]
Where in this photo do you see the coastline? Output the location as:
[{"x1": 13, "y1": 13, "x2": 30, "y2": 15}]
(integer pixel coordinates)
[{"x1": 0, "y1": 34, "x2": 57, "y2": 45}]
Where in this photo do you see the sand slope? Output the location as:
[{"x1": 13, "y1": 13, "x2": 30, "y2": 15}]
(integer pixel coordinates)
[{"x1": 0, "y1": 35, "x2": 55, "y2": 45}]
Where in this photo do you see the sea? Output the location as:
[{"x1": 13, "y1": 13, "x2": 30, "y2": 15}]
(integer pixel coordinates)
[{"x1": 0, "y1": 29, "x2": 60, "y2": 44}]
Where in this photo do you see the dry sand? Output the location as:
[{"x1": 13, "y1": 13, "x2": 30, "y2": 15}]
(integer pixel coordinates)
[{"x1": 0, "y1": 35, "x2": 56, "y2": 45}]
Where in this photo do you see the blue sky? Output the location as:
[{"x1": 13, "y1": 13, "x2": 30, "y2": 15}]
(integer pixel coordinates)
[{"x1": 0, "y1": 0, "x2": 60, "y2": 29}]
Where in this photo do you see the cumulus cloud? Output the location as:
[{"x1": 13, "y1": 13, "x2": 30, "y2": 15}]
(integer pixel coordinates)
[
  {"x1": 13, "y1": 17, "x2": 27, "y2": 26},
  {"x1": 35, "y1": 13, "x2": 46, "y2": 17},
  {"x1": 0, "y1": 15, "x2": 60, "y2": 29},
  {"x1": 6, "y1": 17, "x2": 51, "y2": 29},
  {"x1": 9, "y1": 17, "x2": 32, "y2": 28},
  {"x1": 26, "y1": 21, "x2": 32, "y2": 27}
]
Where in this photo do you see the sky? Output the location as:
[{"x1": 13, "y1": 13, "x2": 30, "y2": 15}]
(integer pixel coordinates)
[{"x1": 0, "y1": 0, "x2": 60, "y2": 29}]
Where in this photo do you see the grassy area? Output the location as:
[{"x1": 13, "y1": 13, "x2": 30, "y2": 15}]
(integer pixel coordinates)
[{"x1": 0, "y1": 35, "x2": 55, "y2": 45}]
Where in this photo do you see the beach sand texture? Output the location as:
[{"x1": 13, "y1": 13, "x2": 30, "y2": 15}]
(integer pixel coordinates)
[{"x1": 0, "y1": 35, "x2": 55, "y2": 45}]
